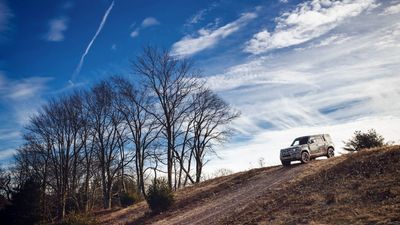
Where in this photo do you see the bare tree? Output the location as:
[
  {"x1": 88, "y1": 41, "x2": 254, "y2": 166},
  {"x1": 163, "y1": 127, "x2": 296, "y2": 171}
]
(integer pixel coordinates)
[
  {"x1": 112, "y1": 76, "x2": 160, "y2": 197},
  {"x1": 133, "y1": 46, "x2": 200, "y2": 189},
  {"x1": 22, "y1": 93, "x2": 88, "y2": 218},
  {"x1": 86, "y1": 81, "x2": 127, "y2": 209},
  {"x1": 5, "y1": 46, "x2": 240, "y2": 222},
  {"x1": 0, "y1": 167, "x2": 13, "y2": 201},
  {"x1": 190, "y1": 89, "x2": 239, "y2": 183}
]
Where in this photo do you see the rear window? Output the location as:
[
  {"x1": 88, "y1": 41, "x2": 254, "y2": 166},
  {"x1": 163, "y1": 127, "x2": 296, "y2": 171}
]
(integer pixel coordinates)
[
  {"x1": 323, "y1": 134, "x2": 332, "y2": 142},
  {"x1": 315, "y1": 136, "x2": 324, "y2": 143}
]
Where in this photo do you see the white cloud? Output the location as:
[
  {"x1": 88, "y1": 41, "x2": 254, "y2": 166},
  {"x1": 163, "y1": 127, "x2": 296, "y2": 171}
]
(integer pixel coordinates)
[
  {"x1": 45, "y1": 17, "x2": 68, "y2": 42},
  {"x1": 187, "y1": 9, "x2": 207, "y2": 25},
  {"x1": 382, "y1": 3, "x2": 400, "y2": 15},
  {"x1": 184, "y1": 3, "x2": 218, "y2": 27},
  {"x1": 0, "y1": 76, "x2": 51, "y2": 100},
  {"x1": 202, "y1": 9, "x2": 400, "y2": 173},
  {"x1": 172, "y1": 12, "x2": 257, "y2": 57},
  {"x1": 374, "y1": 22, "x2": 400, "y2": 49},
  {"x1": 130, "y1": 17, "x2": 160, "y2": 38},
  {"x1": 244, "y1": 0, "x2": 377, "y2": 54},
  {"x1": 0, "y1": 75, "x2": 46, "y2": 163},
  {"x1": 0, "y1": 129, "x2": 20, "y2": 140},
  {"x1": 130, "y1": 28, "x2": 139, "y2": 38},
  {"x1": 206, "y1": 116, "x2": 400, "y2": 173},
  {"x1": 295, "y1": 34, "x2": 352, "y2": 51},
  {"x1": 72, "y1": 1, "x2": 114, "y2": 81},
  {"x1": 141, "y1": 17, "x2": 159, "y2": 27},
  {"x1": 0, "y1": 148, "x2": 16, "y2": 161},
  {"x1": 0, "y1": 74, "x2": 52, "y2": 125}
]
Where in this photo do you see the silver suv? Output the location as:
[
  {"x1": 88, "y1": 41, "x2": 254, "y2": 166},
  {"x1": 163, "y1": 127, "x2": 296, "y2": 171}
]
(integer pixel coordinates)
[{"x1": 280, "y1": 134, "x2": 335, "y2": 166}]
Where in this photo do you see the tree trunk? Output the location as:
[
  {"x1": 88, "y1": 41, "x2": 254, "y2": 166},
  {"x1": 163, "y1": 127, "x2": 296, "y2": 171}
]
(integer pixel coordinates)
[
  {"x1": 167, "y1": 129, "x2": 173, "y2": 189},
  {"x1": 195, "y1": 159, "x2": 202, "y2": 183}
]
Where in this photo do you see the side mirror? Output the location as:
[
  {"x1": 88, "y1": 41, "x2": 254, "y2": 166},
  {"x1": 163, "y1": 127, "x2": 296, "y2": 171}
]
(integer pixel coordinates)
[{"x1": 309, "y1": 139, "x2": 315, "y2": 144}]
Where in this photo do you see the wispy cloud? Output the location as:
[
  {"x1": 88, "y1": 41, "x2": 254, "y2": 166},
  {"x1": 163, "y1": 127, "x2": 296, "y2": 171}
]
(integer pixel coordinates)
[
  {"x1": 184, "y1": 2, "x2": 218, "y2": 27},
  {"x1": 0, "y1": 75, "x2": 51, "y2": 101},
  {"x1": 111, "y1": 43, "x2": 117, "y2": 50},
  {"x1": 45, "y1": 17, "x2": 68, "y2": 42},
  {"x1": 0, "y1": 0, "x2": 13, "y2": 39},
  {"x1": 382, "y1": 2, "x2": 400, "y2": 15},
  {"x1": 0, "y1": 129, "x2": 20, "y2": 141},
  {"x1": 186, "y1": 9, "x2": 208, "y2": 26},
  {"x1": 130, "y1": 29, "x2": 140, "y2": 38},
  {"x1": 141, "y1": 17, "x2": 159, "y2": 27},
  {"x1": 171, "y1": 12, "x2": 257, "y2": 57},
  {"x1": 206, "y1": 116, "x2": 400, "y2": 172},
  {"x1": 130, "y1": 16, "x2": 160, "y2": 38},
  {"x1": 294, "y1": 34, "x2": 352, "y2": 51},
  {"x1": 62, "y1": 1, "x2": 74, "y2": 10},
  {"x1": 44, "y1": 2, "x2": 74, "y2": 42},
  {"x1": 0, "y1": 70, "x2": 52, "y2": 165},
  {"x1": 0, "y1": 148, "x2": 16, "y2": 161},
  {"x1": 244, "y1": 0, "x2": 377, "y2": 54},
  {"x1": 0, "y1": 73, "x2": 51, "y2": 129},
  {"x1": 72, "y1": 1, "x2": 115, "y2": 81},
  {"x1": 0, "y1": 73, "x2": 51, "y2": 164},
  {"x1": 202, "y1": 6, "x2": 400, "y2": 171}
]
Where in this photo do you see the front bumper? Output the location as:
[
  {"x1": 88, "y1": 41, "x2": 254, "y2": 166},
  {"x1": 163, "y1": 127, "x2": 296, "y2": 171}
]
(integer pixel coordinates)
[{"x1": 280, "y1": 150, "x2": 302, "y2": 161}]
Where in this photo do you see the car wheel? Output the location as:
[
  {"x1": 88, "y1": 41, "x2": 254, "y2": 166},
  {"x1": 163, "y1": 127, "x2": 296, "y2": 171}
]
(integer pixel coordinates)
[
  {"x1": 281, "y1": 160, "x2": 290, "y2": 166},
  {"x1": 301, "y1": 151, "x2": 310, "y2": 164},
  {"x1": 327, "y1": 147, "x2": 334, "y2": 158}
]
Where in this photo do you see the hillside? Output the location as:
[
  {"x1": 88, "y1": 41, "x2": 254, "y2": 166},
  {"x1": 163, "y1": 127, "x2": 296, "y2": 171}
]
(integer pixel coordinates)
[{"x1": 97, "y1": 146, "x2": 400, "y2": 225}]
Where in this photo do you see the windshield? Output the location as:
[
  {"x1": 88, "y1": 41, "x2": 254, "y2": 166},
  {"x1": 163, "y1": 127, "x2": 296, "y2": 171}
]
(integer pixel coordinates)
[{"x1": 291, "y1": 137, "x2": 309, "y2": 146}]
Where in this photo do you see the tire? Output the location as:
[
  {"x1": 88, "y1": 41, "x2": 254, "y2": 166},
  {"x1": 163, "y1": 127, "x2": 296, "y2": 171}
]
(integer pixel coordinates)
[
  {"x1": 281, "y1": 160, "x2": 291, "y2": 166},
  {"x1": 327, "y1": 147, "x2": 334, "y2": 158},
  {"x1": 300, "y1": 151, "x2": 310, "y2": 164}
]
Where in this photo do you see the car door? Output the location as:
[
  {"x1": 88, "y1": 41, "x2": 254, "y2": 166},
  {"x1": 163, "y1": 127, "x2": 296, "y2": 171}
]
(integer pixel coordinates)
[
  {"x1": 308, "y1": 137, "x2": 319, "y2": 156},
  {"x1": 315, "y1": 136, "x2": 326, "y2": 155}
]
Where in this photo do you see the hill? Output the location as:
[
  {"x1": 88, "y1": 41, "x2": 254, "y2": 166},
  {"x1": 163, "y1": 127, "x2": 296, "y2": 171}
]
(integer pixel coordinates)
[{"x1": 97, "y1": 145, "x2": 400, "y2": 225}]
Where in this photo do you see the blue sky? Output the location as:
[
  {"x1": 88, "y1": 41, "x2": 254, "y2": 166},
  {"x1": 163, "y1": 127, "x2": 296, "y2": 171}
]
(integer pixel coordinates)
[{"x1": 1, "y1": 0, "x2": 400, "y2": 172}]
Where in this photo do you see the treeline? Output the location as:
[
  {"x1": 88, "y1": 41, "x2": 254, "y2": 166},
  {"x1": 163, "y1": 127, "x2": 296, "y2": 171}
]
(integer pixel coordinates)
[{"x1": 0, "y1": 47, "x2": 238, "y2": 222}]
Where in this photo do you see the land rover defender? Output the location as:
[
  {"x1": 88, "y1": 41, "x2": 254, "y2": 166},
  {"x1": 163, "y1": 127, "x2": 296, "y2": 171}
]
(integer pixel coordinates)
[{"x1": 280, "y1": 134, "x2": 335, "y2": 166}]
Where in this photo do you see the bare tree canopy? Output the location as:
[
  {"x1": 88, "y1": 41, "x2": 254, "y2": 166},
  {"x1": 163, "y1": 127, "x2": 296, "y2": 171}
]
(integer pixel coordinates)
[
  {"x1": 133, "y1": 46, "x2": 202, "y2": 189},
  {"x1": 1, "y1": 46, "x2": 239, "y2": 222}
]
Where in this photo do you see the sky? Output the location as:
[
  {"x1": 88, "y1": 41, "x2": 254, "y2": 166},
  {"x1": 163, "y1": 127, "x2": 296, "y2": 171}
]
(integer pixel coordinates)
[{"x1": 0, "y1": 0, "x2": 399, "y2": 173}]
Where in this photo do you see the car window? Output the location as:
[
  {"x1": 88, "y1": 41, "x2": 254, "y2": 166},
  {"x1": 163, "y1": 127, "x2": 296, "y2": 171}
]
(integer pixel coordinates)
[
  {"x1": 291, "y1": 137, "x2": 309, "y2": 146},
  {"x1": 323, "y1": 134, "x2": 331, "y2": 142},
  {"x1": 315, "y1": 136, "x2": 324, "y2": 143}
]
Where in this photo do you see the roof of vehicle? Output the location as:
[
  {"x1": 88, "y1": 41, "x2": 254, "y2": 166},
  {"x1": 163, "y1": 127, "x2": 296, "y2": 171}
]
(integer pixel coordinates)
[{"x1": 294, "y1": 134, "x2": 330, "y2": 139}]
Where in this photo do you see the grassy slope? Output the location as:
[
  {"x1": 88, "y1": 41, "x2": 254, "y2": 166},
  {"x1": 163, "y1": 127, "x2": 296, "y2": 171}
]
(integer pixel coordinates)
[
  {"x1": 220, "y1": 145, "x2": 400, "y2": 225},
  {"x1": 99, "y1": 146, "x2": 400, "y2": 225}
]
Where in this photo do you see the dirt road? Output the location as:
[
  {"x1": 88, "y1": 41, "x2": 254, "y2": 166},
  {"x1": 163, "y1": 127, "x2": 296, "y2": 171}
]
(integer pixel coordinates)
[
  {"x1": 99, "y1": 163, "x2": 307, "y2": 225},
  {"x1": 153, "y1": 164, "x2": 306, "y2": 225}
]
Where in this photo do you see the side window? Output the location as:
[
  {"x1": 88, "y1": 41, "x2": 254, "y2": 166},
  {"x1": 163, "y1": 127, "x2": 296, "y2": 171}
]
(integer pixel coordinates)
[
  {"x1": 315, "y1": 136, "x2": 324, "y2": 144},
  {"x1": 323, "y1": 134, "x2": 331, "y2": 142}
]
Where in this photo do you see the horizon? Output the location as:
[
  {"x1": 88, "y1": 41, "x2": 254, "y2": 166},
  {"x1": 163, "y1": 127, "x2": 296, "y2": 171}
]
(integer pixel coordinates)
[{"x1": 1, "y1": 0, "x2": 400, "y2": 173}]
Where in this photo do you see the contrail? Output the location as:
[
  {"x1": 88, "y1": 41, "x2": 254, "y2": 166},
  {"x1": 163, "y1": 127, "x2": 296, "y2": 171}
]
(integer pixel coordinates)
[{"x1": 71, "y1": 1, "x2": 114, "y2": 82}]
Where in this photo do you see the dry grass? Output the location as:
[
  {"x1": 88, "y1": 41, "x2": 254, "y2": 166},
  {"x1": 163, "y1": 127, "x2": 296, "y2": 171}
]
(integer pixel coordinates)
[
  {"x1": 220, "y1": 145, "x2": 400, "y2": 225},
  {"x1": 98, "y1": 145, "x2": 400, "y2": 225}
]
